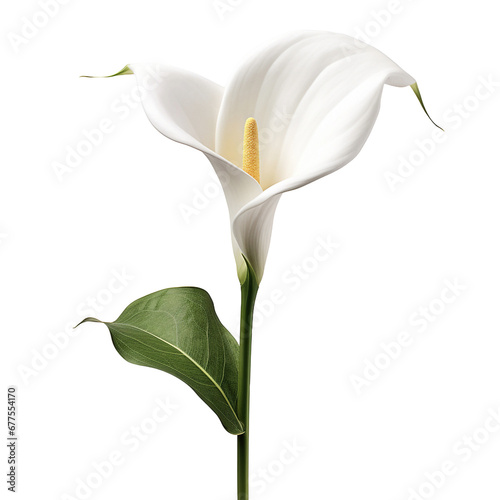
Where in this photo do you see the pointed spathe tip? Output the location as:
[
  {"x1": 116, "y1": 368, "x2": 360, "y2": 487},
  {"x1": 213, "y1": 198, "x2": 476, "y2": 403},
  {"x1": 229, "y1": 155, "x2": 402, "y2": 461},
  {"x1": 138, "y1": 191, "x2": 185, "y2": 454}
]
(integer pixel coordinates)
[
  {"x1": 411, "y1": 82, "x2": 444, "y2": 131},
  {"x1": 79, "y1": 65, "x2": 133, "y2": 79}
]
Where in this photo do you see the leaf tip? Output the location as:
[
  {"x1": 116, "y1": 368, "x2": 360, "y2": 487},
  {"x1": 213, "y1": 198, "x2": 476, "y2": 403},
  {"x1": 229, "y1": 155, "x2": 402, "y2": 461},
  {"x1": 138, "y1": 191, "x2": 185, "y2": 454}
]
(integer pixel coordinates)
[{"x1": 74, "y1": 317, "x2": 103, "y2": 329}]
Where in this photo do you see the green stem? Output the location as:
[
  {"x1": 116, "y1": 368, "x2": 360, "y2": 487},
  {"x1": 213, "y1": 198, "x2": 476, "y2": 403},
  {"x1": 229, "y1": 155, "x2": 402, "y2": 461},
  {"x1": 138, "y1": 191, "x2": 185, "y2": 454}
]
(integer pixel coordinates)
[{"x1": 237, "y1": 263, "x2": 259, "y2": 500}]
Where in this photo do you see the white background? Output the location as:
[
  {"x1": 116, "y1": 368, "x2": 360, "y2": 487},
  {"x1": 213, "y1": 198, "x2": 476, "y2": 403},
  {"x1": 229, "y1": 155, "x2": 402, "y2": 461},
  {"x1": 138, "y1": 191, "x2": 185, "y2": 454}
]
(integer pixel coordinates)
[{"x1": 2, "y1": 1, "x2": 500, "y2": 499}]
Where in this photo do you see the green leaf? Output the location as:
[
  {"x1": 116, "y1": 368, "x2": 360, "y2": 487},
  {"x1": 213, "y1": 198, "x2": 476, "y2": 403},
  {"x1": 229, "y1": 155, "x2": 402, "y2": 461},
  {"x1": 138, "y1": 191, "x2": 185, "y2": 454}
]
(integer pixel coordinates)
[{"x1": 77, "y1": 287, "x2": 244, "y2": 435}]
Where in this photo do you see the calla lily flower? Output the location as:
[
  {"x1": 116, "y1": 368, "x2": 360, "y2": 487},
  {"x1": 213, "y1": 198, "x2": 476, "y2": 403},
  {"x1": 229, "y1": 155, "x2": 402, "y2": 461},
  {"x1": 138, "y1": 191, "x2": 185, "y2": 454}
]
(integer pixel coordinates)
[{"x1": 97, "y1": 31, "x2": 434, "y2": 282}]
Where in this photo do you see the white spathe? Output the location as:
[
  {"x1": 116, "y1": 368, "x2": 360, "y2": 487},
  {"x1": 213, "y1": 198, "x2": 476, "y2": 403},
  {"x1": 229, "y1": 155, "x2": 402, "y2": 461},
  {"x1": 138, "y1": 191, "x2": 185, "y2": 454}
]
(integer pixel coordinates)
[{"x1": 126, "y1": 31, "x2": 417, "y2": 282}]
